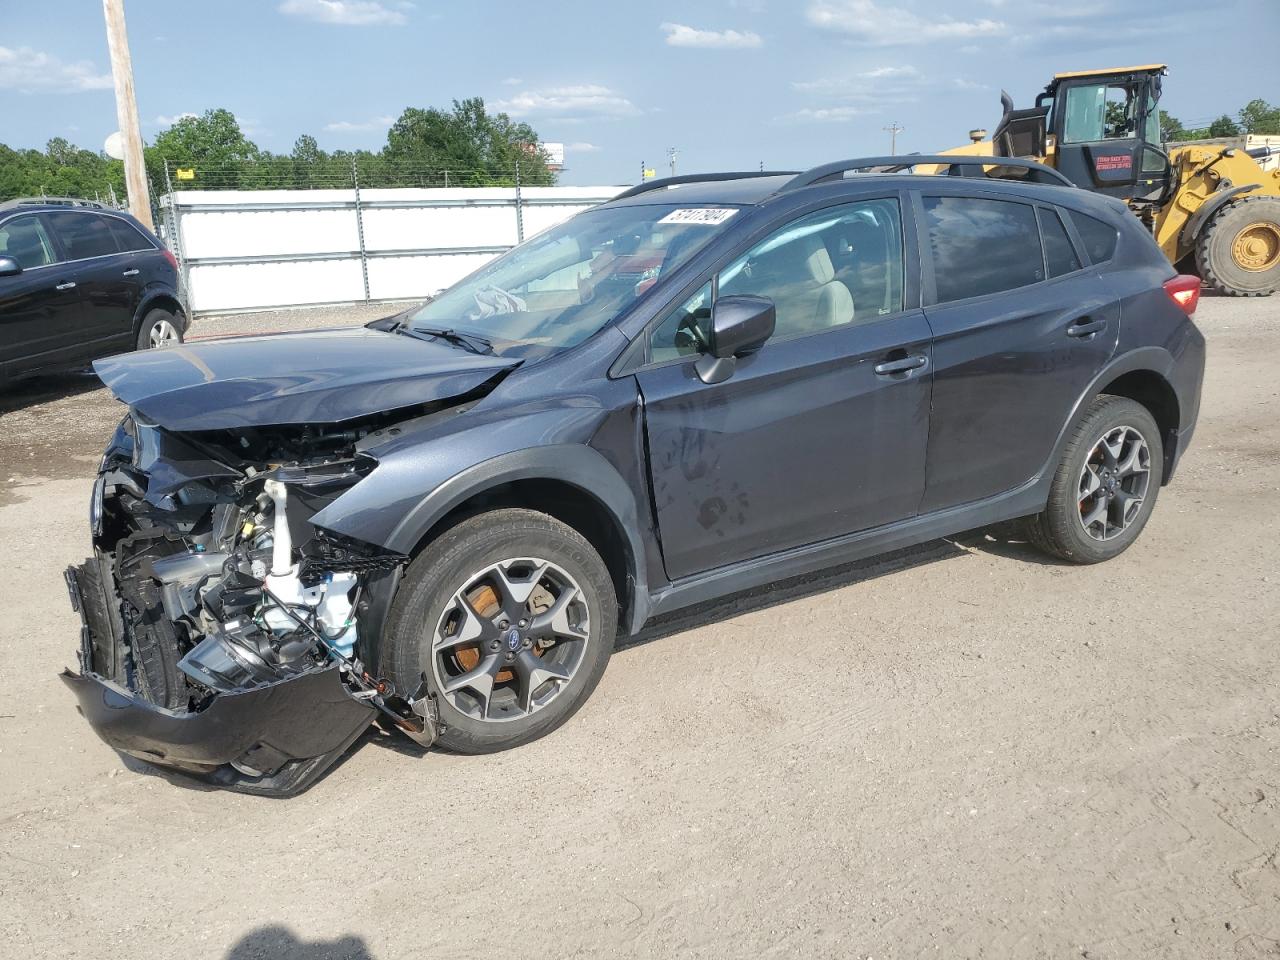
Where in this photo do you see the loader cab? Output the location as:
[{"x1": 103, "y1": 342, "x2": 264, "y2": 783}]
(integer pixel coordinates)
[{"x1": 1042, "y1": 65, "x2": 1172, "y2": 202}]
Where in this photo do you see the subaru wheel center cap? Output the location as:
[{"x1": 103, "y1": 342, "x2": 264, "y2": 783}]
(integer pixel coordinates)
[{"x1": 504, "y1": 627, "x2": 522, "y2": 651}]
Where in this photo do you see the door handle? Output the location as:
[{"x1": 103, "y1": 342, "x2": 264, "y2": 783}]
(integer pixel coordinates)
[
  {"x1": 55, "y1": 281, "x2": 77, "y2": 291},
  {"x1": 874, "y1": 354, "x2": 928, "y2": 376},
  {"x1": 1067, "y1": 317, "x2": 1107, "y2": 338},
  {"x1": 122, "y1": 268, "x2": 140, "y2": 277}
]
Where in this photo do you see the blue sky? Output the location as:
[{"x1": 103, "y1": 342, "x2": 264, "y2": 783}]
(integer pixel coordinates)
[{"x1": 2, "y1": 0, "x2": 1276, "y2": 185}]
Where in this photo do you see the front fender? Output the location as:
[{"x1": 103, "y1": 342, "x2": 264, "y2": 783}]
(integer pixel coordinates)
[{"x1": 312, "y1": 414, "x2": 651, "y2": 633}]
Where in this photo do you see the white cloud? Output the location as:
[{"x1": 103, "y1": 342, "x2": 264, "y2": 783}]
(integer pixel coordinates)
[
  {"x1": 567, "y1": 141, "x2": 601, "y2": 153},
  {"x1": 493, "y1": 84, "x2": 638, "y2": 119},
  {"x1": 324, "y1": 115, "x2": 395, "y2": 132},
  {"x1": 278, "y1": 0, "x2": 407, "y2": 26},
  {"x1": 792, "y1": 65, "x2": 925, "y2": 104},
  {"x1": 153, "y1": 112, "x2": 198, "y2": 126},
  {"x1": 660, "y1": 23, "x2": 763, "y2": 48},
  {"x1": 781, "y1": 105, "x2": 870, "y2": 123},
  {"x1": 0, "y1": 46, "x2": 112, "y2": 93},
  {"x1": 951, "y1": 78, "x2": 989, "y2": 90},
  {"x1": 806, "y1": 0, "x2": 1005, "y2": 45},
  {"x1": 501, "y1": 76, "x2": 523, "y2": 86}
]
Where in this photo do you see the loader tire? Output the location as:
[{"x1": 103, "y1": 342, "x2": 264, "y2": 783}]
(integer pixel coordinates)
[{"x1": 1195, "y1": 196, "x2": 1280, "y2": 297}]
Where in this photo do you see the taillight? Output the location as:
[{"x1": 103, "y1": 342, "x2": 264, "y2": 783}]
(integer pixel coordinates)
[
  {"x1": 1163, "y1": 274, "x2": 1201, "y2": 316},
  {"x1": 162, "y1": 249, "x2": 178, "y2": 271}
]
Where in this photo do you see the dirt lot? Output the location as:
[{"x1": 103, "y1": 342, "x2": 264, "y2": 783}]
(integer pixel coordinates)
[{"x1": 1, "y1": 297, "x2": 1277, "y2": 959}]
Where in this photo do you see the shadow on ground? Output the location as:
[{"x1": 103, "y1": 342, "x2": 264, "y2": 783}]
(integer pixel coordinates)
[
  {"x1": 225, "y1": 926, "x2": 374, "y2": 959},
  {"x1": 0, "y1": 369, "x2": 100, "y2": 415}
]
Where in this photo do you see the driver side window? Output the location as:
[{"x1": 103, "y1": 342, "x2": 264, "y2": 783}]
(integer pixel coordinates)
[{"x1": 647, "y1": 198, "x2": 903, "y2": 364}]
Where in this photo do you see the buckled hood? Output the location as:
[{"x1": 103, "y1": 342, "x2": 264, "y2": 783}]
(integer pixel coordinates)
[{"x1": 93, "y1": 327, "x2": 518, "y2": 431}]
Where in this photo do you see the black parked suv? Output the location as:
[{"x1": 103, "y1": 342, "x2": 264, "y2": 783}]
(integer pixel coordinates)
[
  {"x1": 0, "y1": 198, "x2": 186, "y2": 386},
  {"x1": 64, "y1": 157, "x2": 1205, "y2": 795}
]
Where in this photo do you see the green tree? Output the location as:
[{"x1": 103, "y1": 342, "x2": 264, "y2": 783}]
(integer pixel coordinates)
[
  {"x1": 1208, "y1": 114, "x2": 1241, "y2": 138},
  {"x1": 148, "y1": 108, "x2": 262, "y2": 189},
  {"x1": 1159, "y1": 110, "x2": 1185, "y2": 142},
  {"x1": 384, "y1": 97, "x2": 555, "y2": 185},
  {"x1": 1238, "y1": 99, "x2": 1280, "y2": 135}
]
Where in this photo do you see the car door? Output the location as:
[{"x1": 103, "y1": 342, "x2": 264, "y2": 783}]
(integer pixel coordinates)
[
  {"x1": 0, "y1": 213, "x2": 85, "y2": 376},
  {"x1": 635, "y1": 195, "x2": 934, "y2": 581},
  {"x1": 915, "y1": 190, "x2": 1119, "y2": 513},
  {"x1": 43, "y1": 210, "x2": 136, "y2": 353}
]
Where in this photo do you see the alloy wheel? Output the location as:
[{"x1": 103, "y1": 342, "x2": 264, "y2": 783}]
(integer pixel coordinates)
[
  {"x1": 1077, "y1": 425, "x2": 1151, "y2": 541},
  {"x1": 431, "y1": 557, "x2": 590, "y2": 722},
  {"x1": 148, "y1": 318, "x2": 180, "y2": 348}
]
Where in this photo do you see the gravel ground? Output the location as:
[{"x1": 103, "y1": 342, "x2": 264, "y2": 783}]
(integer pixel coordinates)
[{"x1": 0, "y1": 296, "x2": 1277, "y2": 959}]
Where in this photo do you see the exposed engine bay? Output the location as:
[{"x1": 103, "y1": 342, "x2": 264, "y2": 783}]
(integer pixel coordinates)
[{"x1": 64, "y1": 412, "x2": 438, "y2": 796}]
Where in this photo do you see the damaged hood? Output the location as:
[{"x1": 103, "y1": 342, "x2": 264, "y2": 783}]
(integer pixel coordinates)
[{"x1": 94, "y1": 327, "x2": 519, "y2": 431}]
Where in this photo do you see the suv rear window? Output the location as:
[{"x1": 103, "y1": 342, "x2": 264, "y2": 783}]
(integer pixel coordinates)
[
  {"x1": 1068, "y1": 210, "x2": 1118, "y2": 264},
  {"x1": 1039, "y1": 207, "x2": 1082, "y2": 277},
  {"x1": 45, "y1": 211, "x2": 120, "y2": 261},
  {"x1": 105, "y1": 217, "x2": 154, "y2": 253},
  {"x1": 924, "y1": 196, "x2": 1044, "y2": 303}
]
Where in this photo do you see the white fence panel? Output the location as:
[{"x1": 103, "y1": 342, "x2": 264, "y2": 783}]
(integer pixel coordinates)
[{"x1": 166, "y1": 185, "x2": 623, "y2": 314}]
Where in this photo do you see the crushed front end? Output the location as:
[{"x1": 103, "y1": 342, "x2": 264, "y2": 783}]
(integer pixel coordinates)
[{"x1": 64, "y1": 414, "x2": 437, "y2": 797}]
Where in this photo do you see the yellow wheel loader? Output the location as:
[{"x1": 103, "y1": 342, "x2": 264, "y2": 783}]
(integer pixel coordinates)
[{"x1": 937, "y1": 65, "x2": 1280, "y2": 296}]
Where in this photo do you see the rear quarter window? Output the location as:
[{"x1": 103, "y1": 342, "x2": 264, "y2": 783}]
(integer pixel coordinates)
[
  {"x1": 924, "y1": 195, "x2": 1044, "y2": 303},
  {"x1": 1039, "y1": 207, "x2": 1082, "y2": 277},
  {"x1": 1068, "y1": 209, "x2": 1119, "y2": 264},
  {"x1": 105, "y1": 217, "x2": 155, "y2": 253}
]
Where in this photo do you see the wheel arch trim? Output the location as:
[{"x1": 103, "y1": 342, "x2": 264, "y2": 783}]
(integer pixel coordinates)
[
  {"x1": 1045, "y1": 347, "x2": 1181, "y2": 487},
  {"x1": 385, "y1": 444, "x2": 651, "y2": 635},
  {"x1": 132, "y1": 289, "x2": 187, "y2": 336}
]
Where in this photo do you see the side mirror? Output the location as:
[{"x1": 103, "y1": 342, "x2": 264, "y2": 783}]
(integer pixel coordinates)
[
  {"x1": 695, "y1": 295, "x2": 775, "y2": 385},
  {"x1": 0, "y1": 256, "x2": 21, "y2": 278}
]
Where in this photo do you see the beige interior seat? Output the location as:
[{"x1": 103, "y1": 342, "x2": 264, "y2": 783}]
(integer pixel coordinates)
[{"x1": 728, "y1": 233, "x2": 854, "y2": 337}]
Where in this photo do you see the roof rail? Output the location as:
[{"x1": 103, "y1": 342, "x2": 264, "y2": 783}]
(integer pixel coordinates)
[
  {"x1": 779, "y1": 155, "x2": 1075, "y2": 192},
  {"x1": 612, "y1": 170, "x2": 800, "y2": 202},
  {"x1": 0, "y1": 196, "x2": 111, "y2": 211}
]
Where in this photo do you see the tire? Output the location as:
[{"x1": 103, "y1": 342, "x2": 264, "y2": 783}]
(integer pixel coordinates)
[
  {"x1": 1022, "y1": 395, "x2": 1164, "y2": 564},
  {"x1": 136, "y1": 307, "x2": 184, "y2": 350},
  {"x1": 1195, "y1": 196, "x2": 1280, "y2": 297},
  {"x1": 379, "y1": 509, "x2": 617, "y2": 754}
]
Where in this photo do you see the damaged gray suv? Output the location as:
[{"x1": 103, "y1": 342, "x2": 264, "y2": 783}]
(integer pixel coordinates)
[{"x1": 64, "y1": 157, "x2": 1206, "y2": 795}]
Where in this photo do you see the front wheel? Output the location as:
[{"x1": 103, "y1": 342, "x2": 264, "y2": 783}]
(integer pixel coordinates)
[
  {"x1": 136, "y1": 307, "x2": 183, "y2": 350},
  {"x1": 379, "y1": 509, "x2": 617, "y2": 754},
  {"x1": 1022, "y1": 396, "x2": 1164, "y2": 564}
]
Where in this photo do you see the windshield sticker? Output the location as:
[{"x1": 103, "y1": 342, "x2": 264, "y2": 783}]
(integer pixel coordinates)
[{"x1": 658, "y1": 208, "x2": 738, "y2": 226}]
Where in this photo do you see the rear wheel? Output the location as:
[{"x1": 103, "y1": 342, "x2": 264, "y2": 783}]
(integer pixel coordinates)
[
  {"x1": 1023, "y1": 396, "x2": 1163, "y2": 564},
  {"x1": 1196, "y1": 196, "x2": 1280, "y2": 297},
  {"x1": 136, "y1": 307, "x2": 183, "y2": 350},
  {"x1": 380, "y1": 509, "x2": 617, "y2": 754}
]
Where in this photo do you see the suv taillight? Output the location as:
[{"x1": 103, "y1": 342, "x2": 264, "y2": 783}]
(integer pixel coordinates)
[
  {"x1": 1163, "y1": 274, "x2": 1201, "y2": 316},
  {"x1": 162, "y1": 249, "x2": 178, "y2": 271}
]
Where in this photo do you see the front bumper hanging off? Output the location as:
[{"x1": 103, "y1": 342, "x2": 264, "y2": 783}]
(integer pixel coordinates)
[{"x1": 63, "y1": 562, "x2": 379, "y2": 798}]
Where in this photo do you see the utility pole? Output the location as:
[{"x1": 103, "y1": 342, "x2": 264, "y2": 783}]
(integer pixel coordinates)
[
  {"x1": 668, "y1": 146, "x2": 679, "y2": 178},
  {"x1": 883, "y1": 121, "x2": 905, "y2": 156},
  {"x1": 102, "y1": 0, "x2": 152, "y2": 229}
]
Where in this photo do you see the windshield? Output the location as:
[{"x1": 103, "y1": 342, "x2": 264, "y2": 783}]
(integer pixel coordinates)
[{"x1": 407, "y1": 203, "x2": 740, "y2": 356}]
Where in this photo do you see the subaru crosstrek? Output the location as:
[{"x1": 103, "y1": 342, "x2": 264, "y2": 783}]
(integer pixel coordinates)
[{"x1": 63, "y1": 157, "x2": 1205, "y2": 795}]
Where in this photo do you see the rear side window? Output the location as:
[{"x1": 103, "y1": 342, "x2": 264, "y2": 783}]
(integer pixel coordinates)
[
  {"x1": 105, "y1": 217, "x2": 154, "y2": 252},
  {"x1": 45, "y1": 212, "x2": 120, "y2": 260},
  {"x1": 1068, "y1": 210, "x2": 1118, "y2": 264},
  {"x1": 0, "y1": 215, "x2": 57, "y2": 268},
  {"x1": 924, "y1": 196, "x2": 1043, "y2": 303},
  {"x1": 1039, "y1": 207, "x2": 1082, "y2": 277}
]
